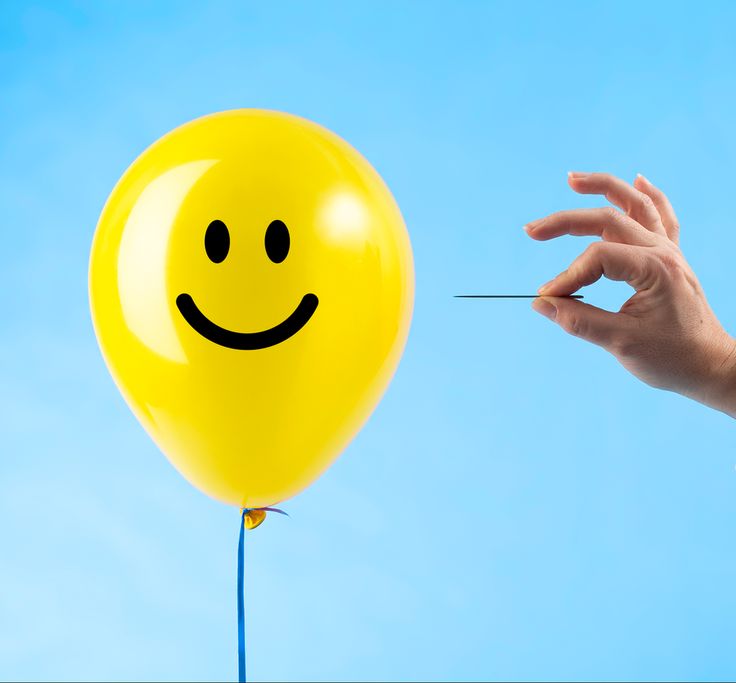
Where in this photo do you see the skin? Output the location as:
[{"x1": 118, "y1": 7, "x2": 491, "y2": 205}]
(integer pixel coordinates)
[{"x1": 524, "y1": 171, "x2": 736, "y2": 418}]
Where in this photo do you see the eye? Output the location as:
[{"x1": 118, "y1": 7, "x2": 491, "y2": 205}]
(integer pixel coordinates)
[
  {"x1": 265, "y1": 219, "x2": 290, "y2": 263},
  {"x1": 205, "y1": 219, "x2": 230, "y2": 263}
]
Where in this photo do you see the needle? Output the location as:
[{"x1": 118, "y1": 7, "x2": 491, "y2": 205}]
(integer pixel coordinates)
[{"x1": 454, "y1": 294, "x2": 583, "y2": 299}]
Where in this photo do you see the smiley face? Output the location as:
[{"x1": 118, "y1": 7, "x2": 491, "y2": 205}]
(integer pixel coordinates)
[
  {"x1": 176, "y1": 218, "x2": 319, "y2": 350},
  {"x1": 89, "y1": 110, "x2": 414, "y2": 508}
]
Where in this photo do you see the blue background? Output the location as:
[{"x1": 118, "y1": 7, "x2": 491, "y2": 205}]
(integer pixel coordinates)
[{"x1": 2, "y1": 1, "x2": 736, "y2": 680}]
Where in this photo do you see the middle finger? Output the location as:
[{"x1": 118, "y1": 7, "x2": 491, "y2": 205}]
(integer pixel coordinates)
[
  {"x1": 568, "y1": 171, "x2": 667, "y2": 235},
  {"x1": 525, "y1": 207, "x2": 658, "y2": 246}
]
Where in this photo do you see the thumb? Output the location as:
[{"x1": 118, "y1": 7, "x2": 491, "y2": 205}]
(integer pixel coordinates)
[{"x1": 532, "y1": 296, "x2": 626, "y2": 349}]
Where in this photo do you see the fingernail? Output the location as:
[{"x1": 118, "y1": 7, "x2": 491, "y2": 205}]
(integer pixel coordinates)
[
  {"x1": 532, "y1": 297, "x2": 557, "y2": 321},
  {"x1": 568, "y1": 171, "x2": 589, "y2": 178},
  {"x1": 523, "y1": 223, "x2": 534, "y2": 234},
  {"x1": 636, "y1": 172, "x2": 649, "y2": 183}
]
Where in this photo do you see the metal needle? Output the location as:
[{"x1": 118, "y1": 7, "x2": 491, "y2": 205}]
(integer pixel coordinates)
[{"x1": 454, "y1": 295, "x2": 583, "y2": 299}]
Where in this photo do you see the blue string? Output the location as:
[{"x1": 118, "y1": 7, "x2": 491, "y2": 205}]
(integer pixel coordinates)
[
  {"x1": 237, "y1": 510, "x2": 246, "y2": 683},
  {"x1": 237, "y1": 507, "x2": 289, "y2": 683}
]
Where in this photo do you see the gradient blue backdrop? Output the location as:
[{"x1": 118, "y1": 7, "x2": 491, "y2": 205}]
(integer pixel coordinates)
[{"x1": 3, "y1": 1, "x2": 736, "y2": 680}]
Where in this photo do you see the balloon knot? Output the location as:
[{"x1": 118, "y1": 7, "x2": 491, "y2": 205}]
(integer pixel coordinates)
[{"x1": 241, "y1": 506, "x2": 289, "y2": 531}]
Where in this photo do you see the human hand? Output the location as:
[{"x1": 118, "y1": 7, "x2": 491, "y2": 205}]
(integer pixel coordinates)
[{"x1": 524, "y1": 172, "x2": 736, "y2": 416}]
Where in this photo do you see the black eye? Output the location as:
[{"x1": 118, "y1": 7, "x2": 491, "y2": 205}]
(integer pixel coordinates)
[
  {"x1": 205, "y1": 219, "x2": 230, "y2": 263},
  {"x1": 265, "y1": 219, "x2": 290, "y2": 263}
]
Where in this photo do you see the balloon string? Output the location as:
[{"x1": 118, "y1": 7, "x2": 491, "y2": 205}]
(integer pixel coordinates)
[
  {"x1": 237, "y1": 507, "x2": 289, "y2": 683},
  {"x1": 237, "y1": 510, "x2": 246, "y2": 683}
]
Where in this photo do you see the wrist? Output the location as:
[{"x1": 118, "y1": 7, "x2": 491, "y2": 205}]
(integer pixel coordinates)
[{"x1": 695, "y1": 332, "x2": 736, "y2": 417}]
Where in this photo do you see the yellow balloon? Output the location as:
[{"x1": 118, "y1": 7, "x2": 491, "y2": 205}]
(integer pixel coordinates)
[{"x1": 89, "y1": 110, "x2": 414, "y2": 509}]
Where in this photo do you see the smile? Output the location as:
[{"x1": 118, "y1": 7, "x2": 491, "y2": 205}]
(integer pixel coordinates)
[{"x1": 176, "y1": 293, "x2": 319, "y2": 350}]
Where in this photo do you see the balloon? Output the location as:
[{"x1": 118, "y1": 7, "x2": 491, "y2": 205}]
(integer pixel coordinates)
[{"x1": 89, "y1": 110, "x2": 414, "y2": 509}]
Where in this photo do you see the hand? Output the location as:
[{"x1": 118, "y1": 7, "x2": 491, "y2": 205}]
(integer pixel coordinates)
[{"x1": 524, "y1": 172, "x2": 736, "y2": 417}]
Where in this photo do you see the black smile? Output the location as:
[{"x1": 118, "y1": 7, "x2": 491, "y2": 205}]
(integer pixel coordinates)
[{"x1": 176, "y1": 293, "x2": 319, "y2": 350}]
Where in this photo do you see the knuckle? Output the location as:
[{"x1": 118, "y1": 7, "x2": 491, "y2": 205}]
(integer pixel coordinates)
[
  {"x1": 651, "y1": 248, "x2": 690, "y2": 283},
  {"x1": 655, "y1": 249, "x2": 683, "y2": 274},
  {"x1": 583, "y1": 241, "x2": 605, "y2": 260},
  {"x1": 572, "y1": 243, "x2": 604, "y2": 278},
  {"x1": 638, "y1": 193, "x2": 656, "y2": 212},
  {"x1": 602, "y1": 206, "x2": 622, "y2": 223},
  {"x1": 559, "y1": 310, "x2": 587, "y2": 338},
  {"x1": 639, "y1": 192, "x2": 654, "y2": 209}
]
